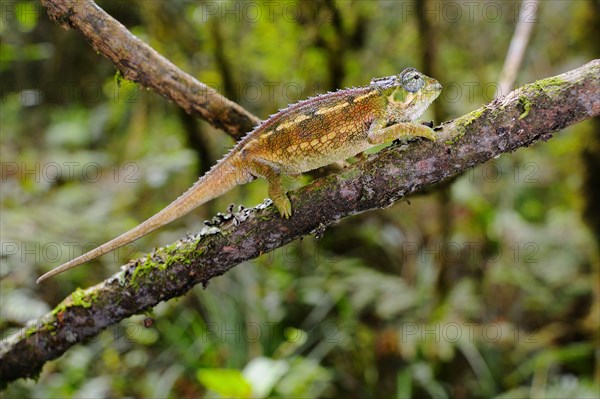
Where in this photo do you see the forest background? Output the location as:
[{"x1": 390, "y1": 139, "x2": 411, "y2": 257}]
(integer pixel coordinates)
[{"x1": 1, "y1": 0, "x2": 599, "y2": 398}]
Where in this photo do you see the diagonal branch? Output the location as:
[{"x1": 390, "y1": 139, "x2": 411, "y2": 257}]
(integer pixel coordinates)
[
  {"x1": 2, "y1": 60, "x2": 599, "y2": 386},
  {"x1": 40, "y1": 0, "x2": 261, "y2": 139}
]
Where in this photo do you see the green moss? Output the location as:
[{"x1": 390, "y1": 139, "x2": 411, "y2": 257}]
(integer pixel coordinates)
[
  {"x1": 518, "y1": 96, "x2": 533, "y2": 119},
  {"x1": 529, "y1": 75, "x2": 567, "y2": 95},
  {"x1": 71, "y1": 288, "x2": 98, "y2": 308},
  {"x1": 129, "y1": 255, "x2": 162, "y2": 289},
  {"x1": 25, "y1": 322, "x2": 56, "y2": 337},
  {"x1": 51, "y1": 301, "x2": 68, "y2": 316},
  {"x1": 25, "y1": 326, "x2": 38, "y2": 338},
  {"x1": 463, "y1": 108, "x2": 485, "y2": 127},
  {"x1": 50, "y1": 287, "x2": 98, "y2": 316},
  {"x1": 129, "y1": 238, "x2": 203, "y2": 289},
  {"x1": 446, "y1": 108, "x2": 485, "y2": 145},
  {"x1": 42, "y1": 322, "x2": 56, "y2": 334}
]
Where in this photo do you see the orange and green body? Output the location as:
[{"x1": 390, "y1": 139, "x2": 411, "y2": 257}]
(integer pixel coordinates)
[{"x1": 37, "y1": 68, "x2": 442, "y2": 282}]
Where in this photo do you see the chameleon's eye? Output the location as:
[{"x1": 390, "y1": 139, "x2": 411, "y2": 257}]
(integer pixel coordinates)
[{"x1": 402, "y1": 72, "x2": 424, "y2": 93}]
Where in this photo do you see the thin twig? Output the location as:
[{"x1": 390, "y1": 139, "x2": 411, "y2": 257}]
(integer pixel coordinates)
[{"x1": 497, "y1": 0, "x2": 539, "y2": 97}]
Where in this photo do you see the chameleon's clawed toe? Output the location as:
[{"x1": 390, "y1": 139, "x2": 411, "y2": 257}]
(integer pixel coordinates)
[
  {"x1": 419, "y1": 126, "x2": 437, "y2": 141},
  {"x1": 273, "y1": 195, "x2": 292, "y2": 219}
]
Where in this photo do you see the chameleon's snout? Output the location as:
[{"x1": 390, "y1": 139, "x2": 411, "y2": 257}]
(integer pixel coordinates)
[
  {"x1": 426, "y1": 80, "x2": 443, "y2": 97},
  {"x1": 426, "y1": 77, "x2": 442, "y2": 91}
]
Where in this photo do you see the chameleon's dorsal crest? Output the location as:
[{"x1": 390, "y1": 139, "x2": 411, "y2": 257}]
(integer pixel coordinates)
[{"x1": 370, "y1": 75, "x2": 400, "y2": 89}]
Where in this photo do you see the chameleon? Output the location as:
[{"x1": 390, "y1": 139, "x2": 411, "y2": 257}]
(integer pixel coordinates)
[{"x1": 36, "y1": 67, "x2": 442, "y2": 283}]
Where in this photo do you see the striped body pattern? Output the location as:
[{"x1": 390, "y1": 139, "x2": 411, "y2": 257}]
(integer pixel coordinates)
[{"x1": 240, "y1": 86, "x2": 383, "y2": 173}]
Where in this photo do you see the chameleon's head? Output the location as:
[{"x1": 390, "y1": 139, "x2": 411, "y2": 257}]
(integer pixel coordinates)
[{"x1": 372, "y1": 68, "x2": 442, "y2": 122}]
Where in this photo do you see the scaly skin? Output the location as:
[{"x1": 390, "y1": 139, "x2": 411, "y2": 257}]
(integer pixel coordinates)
[{"x1": 37, "y1": 68, "x2": 442, "y2": 282}]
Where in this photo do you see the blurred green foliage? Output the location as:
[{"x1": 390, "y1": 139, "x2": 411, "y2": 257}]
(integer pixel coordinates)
[{"x1": 1, "y1": 0, "x2": 598, "y2": 398}]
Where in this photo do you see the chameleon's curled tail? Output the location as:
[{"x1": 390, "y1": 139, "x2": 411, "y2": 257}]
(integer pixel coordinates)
[{"x1": 37, "y1": 153, "x2": 249, "y2": 283}]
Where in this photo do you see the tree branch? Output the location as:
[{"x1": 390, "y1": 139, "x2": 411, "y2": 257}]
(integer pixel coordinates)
[
  {"x1": 2, "y1": 60, "x2": 599, "y2": 386},
  {"x1": 39, "y1": 0, "x2": 260, "y2": 139}
]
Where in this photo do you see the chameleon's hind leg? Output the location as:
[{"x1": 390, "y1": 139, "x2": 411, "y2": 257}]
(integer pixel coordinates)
[
  {"x1": 246, "y1": 158, "x2": 292, "y2": 218},
  {"x1": 367, "y1": 121, "x2": 436, "y2": 145}
]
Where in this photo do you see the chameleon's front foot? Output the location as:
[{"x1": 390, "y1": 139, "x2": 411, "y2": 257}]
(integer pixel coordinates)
[
  {"x1": 368, "y1": 121, "x2": 437, "y2": 145},
  {"x1": 273, "y1": 194, "x2": 292, "y2": 218}
]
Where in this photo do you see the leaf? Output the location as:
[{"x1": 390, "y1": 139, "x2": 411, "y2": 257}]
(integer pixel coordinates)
[
  {"x1": 243, "y1": 357, "x2": 289, "y2": 398},
  {"x1": 196, "y1": 368, "x2": 252, "y2": 399}
]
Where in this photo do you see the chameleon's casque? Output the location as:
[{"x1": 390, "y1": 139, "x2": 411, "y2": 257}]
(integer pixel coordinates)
[{"x1": 37, "y1": 68, "x2": 442, "y2": 282}]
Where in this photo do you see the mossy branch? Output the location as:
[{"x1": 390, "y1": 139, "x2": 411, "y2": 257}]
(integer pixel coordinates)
[
  {"x1": 1, "y1": 57, "x2": 598, "y2": 386},
  {"x1": 39, "y1": 0, "x2": 260, "y2": 139}
]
